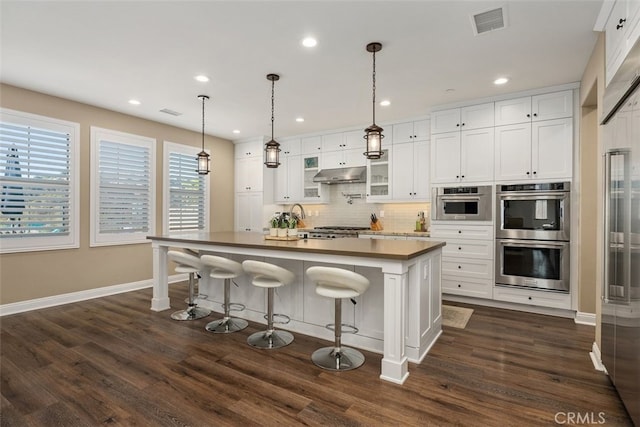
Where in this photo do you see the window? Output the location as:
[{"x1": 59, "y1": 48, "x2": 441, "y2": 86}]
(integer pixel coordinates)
[
  {"x1": 0, "y1": 109, "x2": 80, "y2": 253},
  {"x1": 163, "y1": 141, "x2": 209, "y2": 233},
  {"x1": 90, "y1": 127, "x2": 156, "y2": 246}
]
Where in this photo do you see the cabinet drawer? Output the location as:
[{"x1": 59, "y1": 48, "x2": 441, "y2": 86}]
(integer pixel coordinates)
[
  {"x1": 493, "y1": 285, "x2": 571, "y2": 310},
  {"x1": 442, "y1": 257, "x2": 493, "y2": 281},
  {"x1": 430, "y1": 224, "x2": 494, "y2": 240},
  {"x1": 442, "y1": 239, "x2": 493, "y2": 259},
  {"x1": 442, "y1": 277, "x2": 493, "y2": 299}
]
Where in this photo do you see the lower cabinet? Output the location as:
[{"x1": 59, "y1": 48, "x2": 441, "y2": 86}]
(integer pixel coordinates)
[
  {"x1": 442, "y1": 277, "x2": 493, "y2": 299},
  {"x1": 493, "y1": 285, "x2": 571, "y2": 310},
  {"x1": 235, "y1": 192, "x2": 264, "y2": 232}
]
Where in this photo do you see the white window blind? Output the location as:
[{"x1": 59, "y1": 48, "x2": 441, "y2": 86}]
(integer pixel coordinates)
[
  {"x1": 90, "y1": 128, "x2": 155, "y2": 246},
  {"x1": 0, "y1": 109, "x2": 79, "y2": 253},
  {"x1": 163, "y1": 141, "x2": 209, "y2": 233}
]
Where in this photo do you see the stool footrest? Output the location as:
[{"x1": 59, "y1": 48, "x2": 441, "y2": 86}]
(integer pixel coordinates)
[
  {"x1": 223, "y1": 302, "x2": 246, "y2": 312},
  {"x1": 264, "y1": 313, "x2": 291, "y2": 325},
  {"x1": 325, "y1": 323, "x2": 359, "y2": 334}
]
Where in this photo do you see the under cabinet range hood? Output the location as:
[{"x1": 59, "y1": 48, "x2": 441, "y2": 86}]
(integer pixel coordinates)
[{"x1": 312, "y1": 166, "x2": 367, "y2": 184}]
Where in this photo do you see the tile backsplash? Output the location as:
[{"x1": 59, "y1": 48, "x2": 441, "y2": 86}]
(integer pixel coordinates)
[{"x1": 274, "y1": 183, "x2": 431, "y2": 232}]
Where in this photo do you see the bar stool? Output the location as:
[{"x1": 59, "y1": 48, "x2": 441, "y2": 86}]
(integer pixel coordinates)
[
  {"x1": 168, "y1": 250, "x2": 211, "y2": 321},
  {"x1": 305, "y1": 266, "x2": 370, "y2": 371},
  {"x1": 200, "y1": 255, "x2": 248, "y2": 333},
  {"x1": 242, "y1": 260, "x2": 295, "y2": 349},
  {"x1": 182, "y1": 248, "x2": 207, "y2": 302}
]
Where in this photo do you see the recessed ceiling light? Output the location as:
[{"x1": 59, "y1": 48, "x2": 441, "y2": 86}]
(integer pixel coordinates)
[
  {"x1": 302, "y1": 37, "x2": 317, "y2": 48},
  {"x1": 232, "y1": 129, "x2": 240, "y2": 134},
  {"x1": 380, "y1": 100, "x2": 390, "y2": 106},
  {"x1": 494, "y1": 77, "x2": 509, "y2": 85},
  {"x1": 296, "y1": 117, "x2": 305, "y2": 122},
  {"x1": 194, "y1": 75, "x2": 210, "y2": 82},
  {"x1": 128, "y1": 99, "x2": 141, "y2": 105}
]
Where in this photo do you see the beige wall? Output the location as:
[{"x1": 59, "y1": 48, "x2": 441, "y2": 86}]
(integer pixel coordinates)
[
  {"x1": 579, "y1": 33, "x2": 605, "y2": 347},
  {"x1": 0, "y1": 84, "x2": 234, "y2": 305}
]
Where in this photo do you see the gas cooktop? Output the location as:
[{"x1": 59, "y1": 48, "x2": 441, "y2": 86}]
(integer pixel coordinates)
[{"x1": 313, "y1": 226, "x2": 370, "y2": 231}]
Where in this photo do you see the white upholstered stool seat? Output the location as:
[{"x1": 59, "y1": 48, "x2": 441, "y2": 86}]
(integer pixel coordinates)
[
  {"x1": 200, "y1": 255, "x2": 248, "y2": 334},
  {"x1": 306, "y1": 266, "x2": 370, "y2": 371},
  {"x1": 168, "y1": 250, "x2": 211, "y2": 321},
  {"x1": 242, "y1": 260, "x2": 295, "y2": 349}
]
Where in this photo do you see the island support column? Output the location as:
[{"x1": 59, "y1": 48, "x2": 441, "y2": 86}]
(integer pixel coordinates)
[
  {"x1": 380, "y1": 268, "x2": 409, "y2": 384},
  {"x1": 151, "y1": 244, "x2": 171, "y2": 311}
]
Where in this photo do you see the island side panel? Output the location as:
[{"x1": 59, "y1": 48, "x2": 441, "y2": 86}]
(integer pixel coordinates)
[
  {"x1": 380, "y1": 269, "x2": 409, "y2": 384},
  {"x1": 151, "y1": 244, "x2": 171, "y2": 311}
]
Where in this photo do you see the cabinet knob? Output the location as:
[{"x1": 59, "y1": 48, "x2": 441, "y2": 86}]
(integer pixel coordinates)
[
  {"x1": 414, "y1": 135, "x2": 417, "y2": 138},
  {"x1": 458, "y1": 247, "x2": 462, "y2": 250},
  {"x1": 528, "y1": 296, "x2": 532, "y2": 300},
  {"x1": 526, "y1": 172, "x2": 530, "y2": 175},
  {"x1": 457, "y1": 265, "x2": 462, "y2": 269},
  {"x1": 457, "y1": 284, "x2": 461, "y2": 288},
  {"x1": 461, "y1": 123, "x2": 465, "y2": 126},
  {"x1": 617, "y1": 18, "x2": 626, "y2": 29},
  {"x1": 456, "y1": 175, "x2": 460, "y2": 179},
  {"x1": 533, "y1": 113, "x2": 538, "y2": 117},
  {"x1": 456, "y1": 123, "x2": 460, "y2": 127},
  {"x1": 533, "y1": 171, "x2": 537, "y2": 175},
  {"x1": 461, "y1": 175, "x2": 465, "y2": 178},
  {"x1": 526, "y1": 114, "x2": 531, "y2": 118},
  {"x1": 458, "y1": 230, "x2": 462, "y2": 234}
]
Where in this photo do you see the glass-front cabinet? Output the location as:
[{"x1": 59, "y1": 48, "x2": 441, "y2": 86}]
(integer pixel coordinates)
[
  {"x1": 302, "y1": 155, "x2": 324, "y2": 201},
  {"x1": 366, "y1": 149, "x2": 392, "y2": 201}
]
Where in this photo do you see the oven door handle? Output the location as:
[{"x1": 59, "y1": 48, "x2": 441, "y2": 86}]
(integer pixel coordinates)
[
  {"x1": 499, "y1": 193, "x2": 566, "y2": 201},
  {"x1": 498, "y1": 240, "x2": 567, "y2": 249},
  {"x1": 439, "y1": 195, "x2": 482, "y2": 201}
]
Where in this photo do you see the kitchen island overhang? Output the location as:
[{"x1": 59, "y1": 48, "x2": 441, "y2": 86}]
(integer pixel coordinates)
[{"x1": 147, "y1": 231, "x2": 445, "y2": 385}]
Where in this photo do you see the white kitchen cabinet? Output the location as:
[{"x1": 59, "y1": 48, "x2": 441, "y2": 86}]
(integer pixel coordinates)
[
  {"x1": 366, "y1": 149, "x2": 392, "y2": 201},
  {"x1": 301, "y1": 154, "x2": 325, "y2": 201},
  {"x1": 391, "y1": 140, "x2": 429, "y2": 201},
  {"x1": 605, "y1": 0, "x2": 640, "y2": 85},
  {"x1": 392, "y1": 119, "x2": 430, "y2": 143},
  {"x1": 235, "y1": 139, "x2": 264, "y2": 159},
  {"x1": 431, "y1": 102, "x2": 494, "y2": 134},
  {"x1": 278, "y1": 137, "x2": 301, "y2": 157},
  {"x1": 321, "y1": 147, "x2": 365, "y2": 169},
  {"x1": 343, "y1": 130, "x2": 367, "y2": 151},
  {"x1": 493, "y1": 285, "x2": 571, "y2": 310},
  {"x1": 235, "y1": 192, "x2": 264, "y2": 232},
  {"x1": 431, "y1": 224, "x2": 494, "y2": 299},
  {"x1": 495, "y1": 117, "x2": 572, "y2": 181},
  {"x1": 274, "y1": 155, "x2": 302, "y2": 202},
  {"x1": 431, "y1": 128, "x2": 494, "y2": 184},
  {"x1": 494, "y1": 90, "x2": 573, "y2": 126},
  {"x1": 301, "y1": 135, "x2": 322, "y2": 154},
  {"x1": 321, "y1": 132, "x2": 345, "y2": 152},
  {"x1": 235, "y1": 156, "x2": 263, "y2": 192}
]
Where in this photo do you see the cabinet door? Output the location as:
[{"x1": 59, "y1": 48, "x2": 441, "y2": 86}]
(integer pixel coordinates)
[
  {"x1": 235, "y1": 192, "x2": 262, "y2": 231},
  {"x1": 460, "y1": 102, "x2": 494, "y2": 130},
  {"x1": 413, "y1": 119, "x2": 430, "y2": 140},
  {"x1": 301, "y1": 136, "x2": 322, "y2": 154},
  {"x1": 460, "y1": 128, "x2": 494, "y2": 182},
  {"x1": 391, "y1": 142, "x2": 415, "y2": 198},
  {"x1": 531, "y1": 90, "x2": 573, "y2": 121},
  {"x1": 431, "y1": 109, "x2": 461, "y2": 134},
  {"x1": 606, "y1": 0, "x2": 630, "y2": 84},
  {"x1": 344, "y1": 147, "x2": 366, "y2": 167},
  {"x1": 279, "y1": 138, "x2": 301, "y2": 157},
  {"x1": 367, "y1": 149, "x2": 391, "y2": 200},
  {"x1": 343, "y1": 130, "x2": 365, "y2": 151},
  {"x1": 274, "y1": 156, "x2": 291, "y2": 202},
  {"x1": 302, "y1": 155, "x2": 323, "y2": 201},
  {"x1": 235, "y1": 140, "x2": 263, "y2": 159},
  {"x1": 236, "y1": 156, "x2": 263, "y2": 192},
  {"x1": 392, "y1": 121, "x2": 415, "y2": 144},
  {"x1": 430, "y1": 132, "x2": 461, "y2": 184},
  {"x1": 494, "y1": 124, "x2": 531, "y2": 181},
  {"x1": 495, "y1": 96, "x2": 531, "y2": 126},
  {"x1": 413, "y1": 141, "x2": 430, "y2": 199},
  {"x1": 287, "y1": 155, "x2": 303, "y2": 201},
  {"x1": 321, "y1": 150, "x2": 343, "y2": 169},
  {"x1": 321, "y1": 132, "x2": 345, "y2": 151},
  {"x1": 531, "y1": 118, "x2": 573, "y2": 180}
]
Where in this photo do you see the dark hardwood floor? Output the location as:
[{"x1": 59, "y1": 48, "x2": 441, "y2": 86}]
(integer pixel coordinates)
[{"x1": 1, "y1": 283, "x2": 633, "y2": 426}]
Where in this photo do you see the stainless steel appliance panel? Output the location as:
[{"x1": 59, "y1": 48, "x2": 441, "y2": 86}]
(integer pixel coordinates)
[
  {"x1": 601, "y1": 38, "x2": 640, "y2": 426},
  {"x1": 433, "y1": 185, "x2": 492, "y2": 221},
  {"x1": 495, "y1": 239, "x2": 570, "y2": 292}
]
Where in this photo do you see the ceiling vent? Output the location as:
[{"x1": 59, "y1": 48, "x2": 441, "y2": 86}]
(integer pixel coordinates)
[
  {"x1": 159, "y1": 108, "x2": 182, "y2": 116},
  {"x1": 471, "y1": 7, "x2": 506, "y2": 35}
]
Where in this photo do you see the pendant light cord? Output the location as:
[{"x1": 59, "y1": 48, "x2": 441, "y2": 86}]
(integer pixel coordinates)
[
  {"x1": 271, "y1": 79, "x2": 275, "y2": 140},
  {"x1": 201, "y1": 96, "x2": 205, "y2": 151},
  {"x1": 372, "y1": 49, "x2": 377, "y2": 125}
]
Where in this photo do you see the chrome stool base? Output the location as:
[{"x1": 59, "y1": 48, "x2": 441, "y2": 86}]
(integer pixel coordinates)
[
  {"x1": 311, "y1": 346, "x2": 365, "y2": 371},
  {"x1": 171, "y1": 306, "x2": 210, "y2": 321},
  {"x1": 247, "y1": 330, "x2": 294, "y2": 349},
  {"x1": 205, "y1": 317, "x2": 248, "y2": 333}
]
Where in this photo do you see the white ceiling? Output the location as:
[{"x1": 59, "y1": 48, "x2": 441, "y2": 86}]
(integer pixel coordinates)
[{"x1": 1, "y1": 1, "x2": 602, "y2": 142}]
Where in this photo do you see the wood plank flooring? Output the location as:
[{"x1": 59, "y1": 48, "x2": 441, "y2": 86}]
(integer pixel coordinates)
[{"x1": 1, "y1": 283, "x2": 633, "y2": 426}]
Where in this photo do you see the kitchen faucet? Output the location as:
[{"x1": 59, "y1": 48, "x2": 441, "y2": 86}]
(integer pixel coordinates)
[{"x1": 289, "y1": 203, "x2": 306, "y2": 220}]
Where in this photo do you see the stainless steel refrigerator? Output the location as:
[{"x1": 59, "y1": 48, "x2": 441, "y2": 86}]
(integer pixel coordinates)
[{"x1": 602, "y1": 39, "x2": 640, "y2": 427}]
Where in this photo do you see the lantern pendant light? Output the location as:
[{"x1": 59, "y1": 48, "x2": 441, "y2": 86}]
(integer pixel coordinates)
[
  {"x1": 264, "y1": 73, "x2": 281, "y2": 168},
  {"x1": 196, "y1": 94, "x2": 210, "y2": 175},
  {"x1": 363, "y1": 42, "x2": 384, "y2": 160}
]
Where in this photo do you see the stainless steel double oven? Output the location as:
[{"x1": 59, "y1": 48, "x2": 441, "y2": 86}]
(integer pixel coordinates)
[{"x1": 495, "y1": 182, "x2": 571, "y2": 292}]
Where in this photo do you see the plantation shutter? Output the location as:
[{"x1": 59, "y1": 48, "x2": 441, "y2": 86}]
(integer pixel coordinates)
[
  {"x1": 0, "y1": 122, "x2": 71, "y2": 236},
  {"x1": 98, "y1": 140, "x2": 151, "y2": 234},
  {"x1": 168, "y1": 151, "x2": 206, "y2": 231}
]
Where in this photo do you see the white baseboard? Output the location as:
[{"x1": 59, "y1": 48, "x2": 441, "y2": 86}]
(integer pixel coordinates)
[
  {"x1": 0, "y1": 274, "x2": 186, "y2": 316},
  {"x1": 589, "y1": 341, "x2": 606, "y2": 372},
  {"x1": 574, "y1": 311, "x2": 596, "y2": 326}
]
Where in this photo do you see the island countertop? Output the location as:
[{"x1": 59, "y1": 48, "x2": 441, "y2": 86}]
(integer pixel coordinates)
[{"x1": 147, "y1": 231, "x2": 445, "y2": 260}]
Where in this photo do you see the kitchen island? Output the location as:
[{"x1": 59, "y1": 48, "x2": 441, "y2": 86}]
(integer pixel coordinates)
[{"x1": 147, "y1": 231, "x2": 445, "y2": 384}]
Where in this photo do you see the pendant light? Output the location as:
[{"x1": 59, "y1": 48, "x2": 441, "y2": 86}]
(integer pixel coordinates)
[
  {"x1": 363, "y1": 42, "x2": 384, "y2": 160},
  {"x1": 264, "y1": 73, "x2": 281, "y2": 168},
  {"x1": 196, "y1": 94, "x2": 210, "y2": 175}
]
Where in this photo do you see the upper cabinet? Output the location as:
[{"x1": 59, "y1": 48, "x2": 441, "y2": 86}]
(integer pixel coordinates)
[
  {"x1": 235, "y1": 139, "x2": 264, "y2": 159},
  {"x1": 366, "y1": 149, "x2": 392, "y2": 201},
  {"x1": 278, "y1": 137, "x2": 301, "y2": 157},
  {"x1": 431, "y1": 102, "x2": 494, "y2": 134},
  {"x1": 605, "y1": 0, "x2": 640, "y2": 85},
  {"x1": 301, "y1": 136, "x2": 322, "y2": 154},
  {"x1": 392, "y1": 119, "x2": 430, "y2": 143},
  {"x1": 494, "y1": 90, "x2": 573, "y2": 126},
  {"x1": 391, "y1": 140, "x2": 430, "y2": 201},
  {"x1": 431, "y1": 128, "x2": 494, "y2": 184}
]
